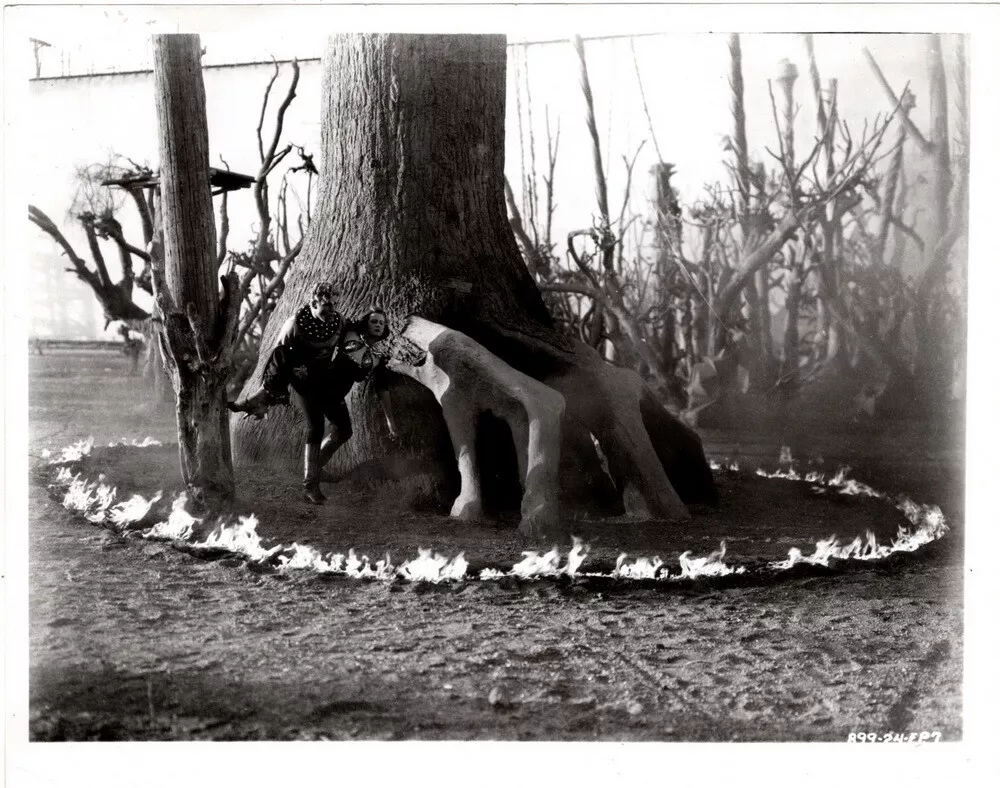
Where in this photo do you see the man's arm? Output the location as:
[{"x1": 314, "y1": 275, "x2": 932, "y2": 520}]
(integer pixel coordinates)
[{"x1": 274, "y1": 315, "x2": 299, "y2": 349}]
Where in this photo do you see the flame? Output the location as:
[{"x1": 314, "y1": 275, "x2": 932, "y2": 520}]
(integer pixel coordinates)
[
  {"x1": 756, "y1": 467, "x2": 801, "y2": 481},
  {"x1": 709, "y1": 459, "x2": 740, "y2": 472},
  {"x1": 756, "y1": 464, "x2": 881, "y2": 498},
  {"x1": 108, "y1": 491, "x2": 164, "y2": 527},
  {"x1": 145, "y1": 493, "x2": 200, "y2": 541},
  {"x1": 829, "y1": 467, "x2": 849, "y2": 486},
  {"x1": 108, "y1": 436, "x2": 163, "y2": 448},
  {"x1": 278, "y1": 543, "x2": 346, "y2": 573},
  {"x1": 47, "y1": 437, "x2": 94, "y2": 465},
  {"x1": 52, "y1": 456, "x2": 950, "y2": 586},
  {"x1": 565, "y1": 537, "x2": 588, "y2": 576},
  {"x1": 59, "y1": 475, "x2": 117, "y2": 522},
  {"x1": 54, "y1": 466, "x2": 76, "y2": 484},
  {"x1": 343, "y1": 549, "x2": 395, "y2": 580},
  {"x1": 677, "y1": 541, "x2": 745, "y2": 579},
  {"x1": 192, "y1": 514, "x2": 283, "y2": 562},
  {"x1": 277, "y1": 543, "x2": 468, "y2": 583},
  {"x1": 398, "y1": 548, "x2": 469, "y2": 583},
  {"x1": 84, "y1": 483, "x2": 118, "y2": 523},
  {"x1": 500, "y1": 537, "x2": 589, "y2": 580},
  {"x1": 61, "y1": 477, "x2": 96, "y2": 512},
  {"x1": 771, "y1": 496, "x2": 949, "y2": 570},
  {"x1": 835, "y1": 479, "x2": 883, "y2": 498},
  {"x1": 613, "y1": 554, "x2": 665, "y2": 580},
  {"x1": 510, "y1": 548, "x2": 560, "y2": 578}
]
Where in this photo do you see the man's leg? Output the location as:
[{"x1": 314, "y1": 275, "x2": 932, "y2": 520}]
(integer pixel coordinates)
[
  {"x1": 298, "y1": 390, "x2": 328, "y2": 505},
  {"x1": 228, "y1": 347, "x2": 294, "y2": 418},
  {"x1": 318, "y1": 399, "x2": 353, "y2": 467}
]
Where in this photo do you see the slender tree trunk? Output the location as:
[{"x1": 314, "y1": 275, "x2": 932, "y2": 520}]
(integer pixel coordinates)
[
  {"x1": 925, "y1": 34, "x2": 952, "y2": 252},
  {"x1": 782, "y1": 267, "x2": 801, "y2": 392},
  {"x1": 233, "y1": 34, "x2": 716, "y2": 521},
  {"x1": 913, "y1": 33, "x2": 955, "y2": 409},
  {"x1": 692, "y1": 270, "x2": 709, "y2": 359},
  {"x1": 152, "y1": 34, "x2": 235, "y2": 505},
  {"x1": 876, "y1": 106, "x2": 910, "y2": 265},
  {"x1": 753, "y1": 267, "x2": 772, "y2": 378},
  {"x1": 820, "y1": 220, "x2": 844, "y2": 364}
]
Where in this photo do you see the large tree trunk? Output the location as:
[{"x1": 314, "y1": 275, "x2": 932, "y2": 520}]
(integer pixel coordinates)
[
  {"x1": 232, "y1": 34, "x2": 716, "y2": 527},
  {"x1": 152, "y1": 34, "x2": 235, "y2": 506},
  {"x1": 913, "y1": 33, "x2": 955, "y2": 410}
]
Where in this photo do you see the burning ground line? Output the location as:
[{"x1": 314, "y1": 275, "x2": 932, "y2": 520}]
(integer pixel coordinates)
[
  {"x1": 49, "y1": 470, "x2": 745, "y2": 584},
  {"x1": 711, "y1": 453, "x2": 951, "y2": 572},
  {"x1": 46, "y1": 440, "x2": 951, "y2": 586}
]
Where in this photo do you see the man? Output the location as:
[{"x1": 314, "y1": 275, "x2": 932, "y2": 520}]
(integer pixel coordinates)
[{"x1": 229, "y1": 287, "x2": 397, "y2": 504}]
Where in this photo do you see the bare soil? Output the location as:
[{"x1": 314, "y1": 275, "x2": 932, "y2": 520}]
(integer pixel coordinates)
[{"x1": 27, "y1": 350, "x2": 964, "y2": 741}]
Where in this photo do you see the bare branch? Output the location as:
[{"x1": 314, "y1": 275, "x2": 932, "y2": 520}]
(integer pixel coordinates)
[
  {"x1": 505, "y1": 177, "x2": 545, "y2": 277},
  {"x1": 28, "y1": 205, "x2": 99, "y2": 289},
  {"x1": 125, "y1": 188, "x2": 155, "y2": 244},
  {"x1": 629, "y1": 37, "x2": 665, "y2": 165},
  {"x1": 573, "y1": 35, "x2": 611, "y2": 227},
  {"x1": 727, "y1": 34, "x2": 751, "y2": 223},
  {"x1": 79, "y1": 215, "x2": 113, "y2": 288},
  {"x1": 256, "y1": 59, "x2": 280, "y2": 163},
  {"x1": 96, "y1": 215, "x2": 151, "y2": 263},
  {"x1": 862, "y1": 47, "x2": 933, "y2": 153},
  {"x1": 215, "y1": 156, "x2": 232, "y2": 267},
  {"x1": 277, "y1": 175, "x2": 291, "y2": 256},
  {"x1": 264, "y1": 59, "x2": 300, "y2": 165},
  {"x1": 802, "y1": 34, "x2": 828, "y2": 137},
  {"x1": 566, "y1": 231, "x2": 603, "y2": 292},
  {"x1": 234, "y1": 239, "x2": 302, "y2": 349},
  {"x1": 715, "y1": 211, "x2": 803, "y2": 318},
  {"x1": 615, "y1": 141, "x2": 646, "y2": 268},
  {"x1": 544, "y1": 107, "x2": 559, "y2": 247},
  {"x1": 539, "y1": 281, "x2": 606, "y2": 303}
]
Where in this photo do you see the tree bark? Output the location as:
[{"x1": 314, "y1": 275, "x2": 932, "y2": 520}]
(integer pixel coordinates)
[
  {"x1": 781, "y1": 266, "x2": 801, "y2": 392},
  {"x1": 232, "y1": 34, "x2": 716, "y2": 525},
  {"x1": 925, "y1": 34, "x2": 952, "y2": 252},
  {"x1": 152, "y1": 34, "x2": 236, "y2": 506}
]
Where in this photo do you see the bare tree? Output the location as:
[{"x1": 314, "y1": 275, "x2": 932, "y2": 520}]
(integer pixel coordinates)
[
  {"x1": 148, "y1": 36, "x2": 315, "y2": 505},
  {"x1": 856, "y1": 34, "x2": 967, "y2": 412}
]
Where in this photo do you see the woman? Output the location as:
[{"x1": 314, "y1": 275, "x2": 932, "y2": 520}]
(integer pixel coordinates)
[{"x1": 229, "y1": 296, "x2": 397, "y2": 504}]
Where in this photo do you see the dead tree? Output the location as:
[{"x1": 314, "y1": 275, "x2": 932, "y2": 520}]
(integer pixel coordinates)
[
  {"x1": 27, "y1": 204, "x2": 151, "y2": 327},
  {"x1": 151, "y1": 34, "x2": 243, "y2": 505},
  {"x1": 861, "y1": 34, "x2": 968, "y2": 412}
]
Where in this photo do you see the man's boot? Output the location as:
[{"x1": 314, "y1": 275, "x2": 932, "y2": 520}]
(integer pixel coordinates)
[
  {"x1": 303, "y1": 443, "x2": 326, "y2": 504},
  {"x1": 228, "y1": 387, "x2": 282, "y2": 420},
  {"x1": 317, "y1": 433, "x2": 344, "y2": 482}
]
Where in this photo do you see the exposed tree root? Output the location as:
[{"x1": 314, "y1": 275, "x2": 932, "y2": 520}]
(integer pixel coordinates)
[
  {"x1": 388, "y1": 317, "x2": 565, "y2": 537},
  {"x1": 465, "y1": 323, "x2": 718, "y2": 521}
]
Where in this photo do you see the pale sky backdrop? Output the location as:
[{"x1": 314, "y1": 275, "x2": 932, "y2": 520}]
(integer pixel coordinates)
[{"x1": 6, "y1": 4, "x2": 972, "y2": 339}]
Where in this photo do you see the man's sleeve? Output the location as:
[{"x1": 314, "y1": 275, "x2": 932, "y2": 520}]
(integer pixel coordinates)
[{"x1": 274, "y1": 316, "x2": 299, "y2": 348}]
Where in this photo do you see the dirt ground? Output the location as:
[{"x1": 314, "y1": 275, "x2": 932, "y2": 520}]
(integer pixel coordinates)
[{"x1": 24, "y1": 349, "x2": 965, "y2": 741}]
